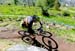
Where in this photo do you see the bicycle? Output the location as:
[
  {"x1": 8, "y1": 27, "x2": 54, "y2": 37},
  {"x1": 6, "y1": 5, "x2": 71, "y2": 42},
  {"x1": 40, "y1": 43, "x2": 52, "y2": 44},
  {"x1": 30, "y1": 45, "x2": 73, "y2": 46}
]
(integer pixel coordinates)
[
  {"x1": 18, "y1": 29, "x2": 52, "y2": 43},
  {"x1": 18, "y1": 29, "x2": 58, "y2": 51}
]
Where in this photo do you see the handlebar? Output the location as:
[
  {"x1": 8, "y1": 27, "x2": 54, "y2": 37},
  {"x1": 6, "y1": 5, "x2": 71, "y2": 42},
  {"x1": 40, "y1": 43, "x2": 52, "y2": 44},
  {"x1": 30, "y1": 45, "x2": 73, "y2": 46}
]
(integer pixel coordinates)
[{"x1": 37, "y1": 28, "x2": 43, "y2": 33}]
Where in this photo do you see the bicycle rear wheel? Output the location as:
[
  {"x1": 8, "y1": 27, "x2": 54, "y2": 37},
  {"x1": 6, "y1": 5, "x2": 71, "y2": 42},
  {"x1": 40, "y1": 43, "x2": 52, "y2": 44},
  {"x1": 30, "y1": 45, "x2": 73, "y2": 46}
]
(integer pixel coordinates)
[
  {"x1": 42, "y1": 36, "x2": 58, "y2": 49},
  {"x1": 22, "y1": 36, "x2": 33, "y2": 44},
  {"x1": 18, "y1": 30, "x2": 30, "y2": 36}
]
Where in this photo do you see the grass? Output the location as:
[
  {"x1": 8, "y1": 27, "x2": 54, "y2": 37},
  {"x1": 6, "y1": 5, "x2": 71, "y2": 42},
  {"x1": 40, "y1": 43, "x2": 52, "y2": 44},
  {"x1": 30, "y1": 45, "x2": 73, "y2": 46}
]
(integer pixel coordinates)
[
  {"x1": 40, "y1": 16, "x2": 75, "y2": 26},
  {"x1": 40, "y1": 16, "x2": 75, "y2": 42},
  {"x1": 0, "y1": 38, "x2": 26, "y2": 51},
  {"x1": 49, "y1": 27, "x2": 75, "y2": 42},
  {"x1": 0, "y1": 5, "x2": 42, "y2": 16}
]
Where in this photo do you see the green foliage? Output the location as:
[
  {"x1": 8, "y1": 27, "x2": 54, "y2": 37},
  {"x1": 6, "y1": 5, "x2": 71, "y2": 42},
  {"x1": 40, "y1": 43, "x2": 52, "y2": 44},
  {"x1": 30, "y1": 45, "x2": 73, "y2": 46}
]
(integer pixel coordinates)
[
  {"x1": 0, "y1": 5, "x2": 42, "y2": 15},
  {"x1": 62, "y1": 11, "x2": 70, "y2": 16},
  {"x1": 0, "y1": 6, "x2": 75, "y2": 26},
  {"x1": 0, "y1": 17, "x2": 3, "y2": 21},
  {"x1": 50, "y1": 27, "x2": 75, "y2": 42},
  {"x1": 60, "y1": 7, "x2": 75, "y2": 17},
  {"x1": 49, "y1": 17, "x2": 75, "y2": 26},
  {"x1": 14, "y1": 0, "x2": 18, "y2": 5},
  {"x1": 54, "y1": 0, "x2": 60, "y2": 10},
  {"x1": 36, "y1": 0, "x2": 55, "y2": 9}
]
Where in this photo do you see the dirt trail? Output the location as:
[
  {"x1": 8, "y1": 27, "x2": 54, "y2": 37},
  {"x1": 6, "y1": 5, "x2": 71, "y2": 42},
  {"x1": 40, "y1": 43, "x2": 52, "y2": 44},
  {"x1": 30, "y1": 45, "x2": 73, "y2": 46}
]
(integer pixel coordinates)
[
  {"x1": 53, "y1": 36, "x2": 75, "y2": 51},
  {"x1": 0, "y1": 30, "x2": 75, "y2": 51}
]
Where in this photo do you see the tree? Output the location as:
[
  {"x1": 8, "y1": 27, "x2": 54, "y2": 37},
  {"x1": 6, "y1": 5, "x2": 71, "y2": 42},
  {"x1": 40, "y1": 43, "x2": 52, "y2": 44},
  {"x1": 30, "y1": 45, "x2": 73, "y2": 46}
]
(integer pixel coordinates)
[
  {"x1": 14, "y1": 0, "x2": 18, "y2": 5},
  {"x1": 40, "y1": 6, "x2": 50, "y2": 17},
  {"x1": 36, "y1": 0, "x2": 55, "y2": 16},
  {"x1": 23, "y1": 0, "x2": 26, "y2": 6},
  {"x1": 54, "y1": 0, "x2": 61, "y2": 10},
  {"x1": 32, "y1": 0, "x2": 35, "y2": 6},
  {"x1": 35, "y1": 0, "x2": 61, "y2": 16}
]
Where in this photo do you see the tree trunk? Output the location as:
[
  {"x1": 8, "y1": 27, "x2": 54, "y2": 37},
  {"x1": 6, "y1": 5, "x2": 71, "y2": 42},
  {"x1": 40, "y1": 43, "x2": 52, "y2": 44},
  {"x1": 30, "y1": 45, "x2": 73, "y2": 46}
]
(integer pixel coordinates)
[
  {"x1": 14, "y1": 0, "x2": 18, "y2": 5},
  {"x1": 40, "y1": 6, "x2": 49, "y2": 17}
]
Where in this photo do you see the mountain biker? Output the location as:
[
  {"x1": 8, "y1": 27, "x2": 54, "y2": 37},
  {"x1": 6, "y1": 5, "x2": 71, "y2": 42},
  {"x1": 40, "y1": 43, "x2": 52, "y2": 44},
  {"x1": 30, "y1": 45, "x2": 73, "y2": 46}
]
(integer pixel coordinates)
[{"x1": 21, "y1": 15, "x2": 43, "y2": 35}]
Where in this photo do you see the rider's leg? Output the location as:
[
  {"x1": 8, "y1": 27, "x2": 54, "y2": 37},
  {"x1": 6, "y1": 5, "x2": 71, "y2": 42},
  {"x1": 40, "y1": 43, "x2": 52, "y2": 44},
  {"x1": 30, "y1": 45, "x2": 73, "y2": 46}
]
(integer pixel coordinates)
[
  {"x1": 27, "y1": 23, "x2": 35, "y2": 39},
  {"x1": 28, "y1": 22, "x2": 35, "y2": 34},
  {"x1": 28, "y1": 27, "x2": 35, "y2": 34},
  {"x1": 28, "y1": 28, "x2": 35, "y2": 38}
]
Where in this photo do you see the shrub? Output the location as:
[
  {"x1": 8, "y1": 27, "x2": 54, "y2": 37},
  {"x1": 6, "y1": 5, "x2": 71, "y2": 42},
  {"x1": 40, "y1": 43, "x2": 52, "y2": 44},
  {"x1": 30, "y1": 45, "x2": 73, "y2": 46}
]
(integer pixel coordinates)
[{"x1": 62, "y1": 11, "x2": 70, "y2": 16}]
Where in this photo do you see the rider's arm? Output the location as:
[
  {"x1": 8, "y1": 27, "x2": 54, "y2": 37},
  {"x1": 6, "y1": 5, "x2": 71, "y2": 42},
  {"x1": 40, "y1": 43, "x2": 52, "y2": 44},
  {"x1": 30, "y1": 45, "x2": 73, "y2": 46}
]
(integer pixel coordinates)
[
  {"x1": 37, "y1": 21, "x2": 43, "y2": 33},
  {"x1": 39, "y1": 21, "x2": 43, "y2": 28}
]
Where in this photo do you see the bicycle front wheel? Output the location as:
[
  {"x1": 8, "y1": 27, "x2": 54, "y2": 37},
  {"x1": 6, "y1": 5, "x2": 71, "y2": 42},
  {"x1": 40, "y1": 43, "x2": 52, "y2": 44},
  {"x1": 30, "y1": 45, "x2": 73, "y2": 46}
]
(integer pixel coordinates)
[
  {"x1": 42, "y1": 31, "x2": 52, "y2": 37},
  {"x1": 42, "y1": 36, "x2": 58, "y2": 49}
]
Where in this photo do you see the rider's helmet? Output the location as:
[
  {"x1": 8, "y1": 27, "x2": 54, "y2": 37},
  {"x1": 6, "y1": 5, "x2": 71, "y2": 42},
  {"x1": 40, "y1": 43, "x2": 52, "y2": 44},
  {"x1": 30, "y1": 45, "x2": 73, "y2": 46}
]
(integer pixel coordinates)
[{"x1": 32, "y1": 15, "x2": 40, "y2": 22}]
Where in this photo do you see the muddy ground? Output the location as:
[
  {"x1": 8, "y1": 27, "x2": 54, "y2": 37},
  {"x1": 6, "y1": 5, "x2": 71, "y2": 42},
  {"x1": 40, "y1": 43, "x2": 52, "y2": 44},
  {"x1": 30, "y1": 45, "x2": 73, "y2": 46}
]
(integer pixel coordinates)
[{"x1": 0, "y1": 28, "x2": 75, "y2": 51}]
